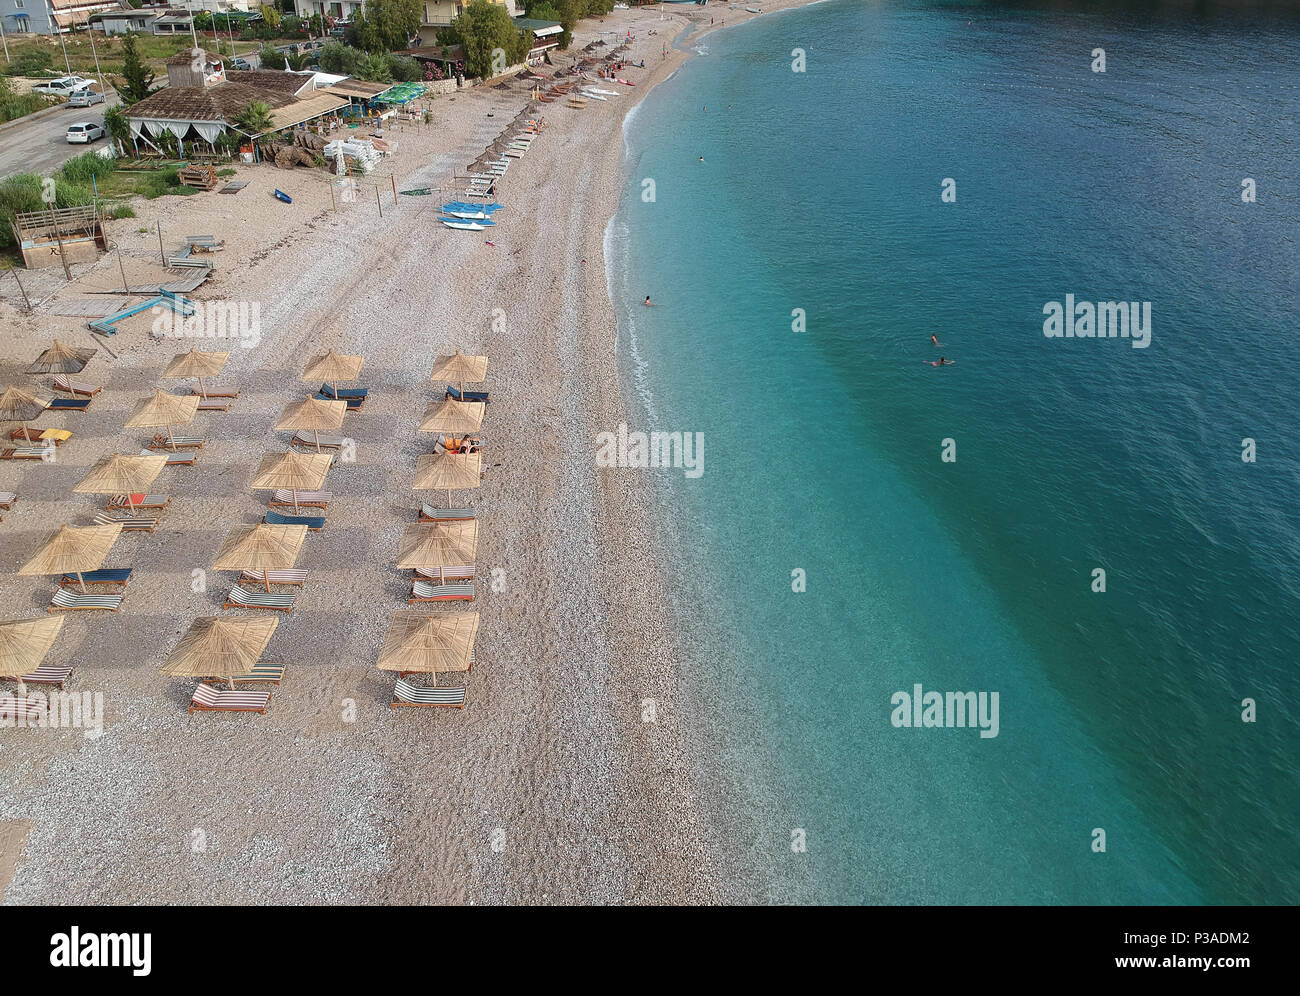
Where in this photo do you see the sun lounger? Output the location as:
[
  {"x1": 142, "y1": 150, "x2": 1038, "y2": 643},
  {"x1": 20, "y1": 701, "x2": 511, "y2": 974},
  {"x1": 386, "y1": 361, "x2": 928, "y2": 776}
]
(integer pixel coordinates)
[
  {"x1": 444, "y1": 386, "x2": 490, "y2": 403},
  {"x1": 292, "y1": 431, "x2": 346, "y2": 450},
  {"x1": 196, "y1": 398, "x2": 232, "y2": 412},
  {"x1": 9, "y1": 428, "x2": 71, "y2": 445},
  {"x1": 414, "y1": 565, "x2": 474, "y2": 582},
  {"x1": 52, "y1": 375, "x2": 102, "y2": 397},
  {"x1": 418, "y1": 504, "x2": 474, "y2": 522},
  {"x1": 239, "y1": 569, "x2": 307, "y2": 587},
  {"x1": 59, "y1": 568, "x2": 131, "y2": 587},
  {"x1": 0, "y1": 447, "x2": 49, "y2": 461},
  {"x1": 317, "y1": 384, "x2": 368, "y2": 399},
  {"x1": 93, "y1": 511, "x2": 158, "y2": 532},
  {"x1": 148, "y1": 434, "x2": 205, "y2": 450},
  {"x1": 408, "y1": 580, "x2": 474, "y2": 603},
  {"x1": 205, "y1": 662, "x2": 286, "y2": 685},
  {"x1": 313, "y1": 393, "x2": 364, "y2": 411},
  {"x1": 140, "y1": 447, "x2": 196, "y2": 467},
  {"x1": 0, "y1": 695, "x2": 45, "y2": 723},
  {"x1": 0, "y1": 664, "x2": 73, "y2": 689},
  {"x1": 46, "y1": 397, "x2": 91, "y2": 412},
  {"x1": 189, "y1": 683, "x2": 271, "y2": 715},
  {"x1": 270, "y1": 489, "x2": 331, "y2": 508},
  {"x1": 190, "y1": 387, "x2": 240, "y2": 398},
  {"x1": 223, "y1": 584, "x2": 295, "y2": 613},
  {"x1": 264, "y1": 509, "x2": 325, "y2": 531},
  {"x1": 49, "y1": 588, "x2": 123, "y2": 613},
  {"x1": 107, "y1": 493, "x2": 169, "y2": 510},
  {"x1": 390, "y1": 677, "x2": 466, "y2": 710},
  {"x1": 0, "y1": 492, "x2": 15, "y2": 509}
]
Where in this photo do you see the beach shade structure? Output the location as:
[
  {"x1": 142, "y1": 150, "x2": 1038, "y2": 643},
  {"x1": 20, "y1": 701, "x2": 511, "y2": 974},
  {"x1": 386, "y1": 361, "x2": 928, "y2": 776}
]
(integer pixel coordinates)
[
  {"x1": 396, "y1": 520, "x2": 479, "y2": 582},
  {"x1": 413, "y1": 451, "x2": 483, "y2": 507},
  {"x1": 302, "y1": 349, "x2": 365, "y2": 398},
  {"x1": 249, "y1": 450, "x2": 333, "y2": 514},
  {"x1": 375, "y1": 610, "x2": 479, "y2": 686},
  {"x1": 162, "y1": 349, "x2": 231, "y2": 399},
  {"x1": 18, "y1": 522, "x2": 122, "y2": 594},
  {"x1": 276, "y1": 396, "x2": 347, "y2": 453},
  {"x1": 160, "y1": 615, "x2": 277, "y2": 690},
  {"x1": 74, "y1": 453, "x2": 168, "y2": 517},
  {"x1": 26, "y1": 339, "x2": 97, "y2": 375},
  {"x1": 212, "y1": 523, "x2": 307, "y2": 593},
  {"x1": 429, "y1": 350, "x2": 487, "y2": 400},
  {"x1": 123, "y1": 389, "x2": 200, "y2": 451},
  {"x1": 0, "y1": 616, "x2": 65, "y2": 695},
  {"x1": 418, "y1": 398, "x2": 484, "y2": 442},
  {"x1": 0, "y1": 386, "x2": 53, "y2": 445}
]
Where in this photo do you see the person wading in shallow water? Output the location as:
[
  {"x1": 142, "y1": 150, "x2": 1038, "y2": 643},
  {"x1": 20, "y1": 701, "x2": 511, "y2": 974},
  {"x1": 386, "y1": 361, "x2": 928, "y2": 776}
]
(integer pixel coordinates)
[{"x1": 644, "y1": 296, "x2": 655, "y2": 307}]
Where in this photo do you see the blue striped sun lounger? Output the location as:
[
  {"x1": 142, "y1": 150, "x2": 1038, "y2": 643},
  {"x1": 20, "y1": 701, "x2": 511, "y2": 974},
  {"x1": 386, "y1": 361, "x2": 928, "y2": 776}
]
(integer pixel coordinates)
[
  {"x1": 313, "y1": 393, "x2": 364, "y2": 410},
  {"x1": 49, "y1": 588, "x2": 123, "y2": 613},
  {"x1": 391, "y1": 678, "x2": 466, "y2": 710},
  {"x1": 270, "y1": 489, "x2": 331, "y2": 508},
  {"x1": 46, "y1": 397, "x2": 91, "y2": 412},
  {"x1": 240, "y1": 569, "x2": 307, "y2": 586},
  {"x1": 223, "y1": 584, "x2": 296, "y2": 613},
  {"x1": 59, "y1": 568, "x2": 132, "y2": 587},
  {"x1": 317, "y1": 384, "x2": 368, "y2": 399},
  {"x1": 444, "y1": 386, "x2": 490, "y2": 403},
  {"x1": 206, "y1": 662, "x2": 286, "y2": 685},
  {"x1": 264, "y1": 509, "x2": 325, "y2": 531}
]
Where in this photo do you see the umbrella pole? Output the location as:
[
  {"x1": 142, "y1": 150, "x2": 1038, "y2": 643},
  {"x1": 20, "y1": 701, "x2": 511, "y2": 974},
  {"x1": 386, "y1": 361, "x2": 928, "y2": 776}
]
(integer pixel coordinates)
[
  {"x1": 314, "y1": 429, "x2": 321, "y2": 453},
  {"x1": 264, "y1": 570, "x2": 271, "y2": 594},
  {"x1": 197, "y1": 375, "x2": 205, "y2": 399},
  {"x1": 293, "y1": 488, "x2": 300, "y2": 514},
  {"x1": 22, "y1": 423, "x2": 32, "y2": 444},
  {"x1": 168, "y1": 424, "x2": 177, "y2": 452},
  {"x1": 129, "y1": 493, "x2": 139, "y2": 518},
  {"x1": 78, "y1": 570, "x2": 87, "y2": 594},
  {"x1": 446, "y1": 488, "x2": 452, "y2": 507},
  {"x1": 16, "y1": 676, "x2": 25, "y2": 696}
]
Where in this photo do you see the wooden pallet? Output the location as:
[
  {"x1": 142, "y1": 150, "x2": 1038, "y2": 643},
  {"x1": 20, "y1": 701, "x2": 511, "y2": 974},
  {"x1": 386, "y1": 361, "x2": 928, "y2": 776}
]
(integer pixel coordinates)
[{"x1": 178, "y1": 164, "x2": 218, "y2": 191}]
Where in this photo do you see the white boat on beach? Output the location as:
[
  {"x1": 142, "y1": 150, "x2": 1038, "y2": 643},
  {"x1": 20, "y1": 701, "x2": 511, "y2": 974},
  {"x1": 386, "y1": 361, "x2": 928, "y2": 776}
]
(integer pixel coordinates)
[
  {"x1": 579, "y1": 90, "x2": 609, "y2": 101},
  {"x1": 441, "y1": 218, "x2": 492, "y2": 231}
]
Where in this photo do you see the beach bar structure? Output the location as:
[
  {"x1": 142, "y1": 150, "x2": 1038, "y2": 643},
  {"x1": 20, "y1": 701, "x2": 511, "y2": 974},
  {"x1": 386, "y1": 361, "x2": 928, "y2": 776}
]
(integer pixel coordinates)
[{"x1": 11, "y1": 206, "x2": 107, "y2": 270}]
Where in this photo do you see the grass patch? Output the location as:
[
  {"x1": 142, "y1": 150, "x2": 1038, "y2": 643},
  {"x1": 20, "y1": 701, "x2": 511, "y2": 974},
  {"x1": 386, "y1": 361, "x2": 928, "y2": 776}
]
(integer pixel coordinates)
[{"x1": 217, "y1": 169, "x2": 237, "y2": 177}]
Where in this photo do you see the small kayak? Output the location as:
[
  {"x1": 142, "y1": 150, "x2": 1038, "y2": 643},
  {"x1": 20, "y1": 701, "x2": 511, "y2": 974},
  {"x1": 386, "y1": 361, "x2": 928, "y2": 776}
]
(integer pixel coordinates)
[{"x1": 274, "y1": 189, "x2": 292, "y2": 203}]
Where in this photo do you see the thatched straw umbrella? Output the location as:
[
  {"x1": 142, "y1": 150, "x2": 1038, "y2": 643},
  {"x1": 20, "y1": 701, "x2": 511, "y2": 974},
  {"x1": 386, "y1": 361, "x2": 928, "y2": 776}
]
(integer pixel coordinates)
[
  {"x1": 375, "y1": 610, "x2": 479, "y2": 686},
  {"x1": 0, "y1": 386, "x2": 52, "y2": 445},
  {"x1": 74, "y1": 453, "x2": 167, "y2": 517},
  {"x1": 0, "y1": 616, "x2": 65, "y2": 695},
  {"x1": 418, "y1": 398, "x2": 483, "y2": 452},
  {"x1": 249, "y1": 450, "x2": 332, "y2": 514},
  {"x1": 413, "y1": 451, "x2": 482, "y2": 507},
  {"x1": 162, "y1": 349, "x2": 230, "y2": 400},
  {"x1": 26, "y1": 339, "x2": 96, "y2": 375},
  {"x1": 302, "y1": 349, "x2": 364, "y2": 399},
  {"x1": 429, "y1": 350, "x2": 487, "y2": 400},
  {"x1": 396, "y1": 521, "x2": 478, "y2": 584},
  {"x1": 212, "y1": 523, "x2": 307, "y2": 593},
  {"x1": 160, "y1": 616, "x2": 277, "y2": 690},
  {"x1": 123, "y1": 389, "x2": 200, "y2": 452},
  {"x1": 18, "y1": 523, "x2": 122, "y2": 593},
  {"x1": 276, "y1": 396, "x2": 347, "y2": 453}
]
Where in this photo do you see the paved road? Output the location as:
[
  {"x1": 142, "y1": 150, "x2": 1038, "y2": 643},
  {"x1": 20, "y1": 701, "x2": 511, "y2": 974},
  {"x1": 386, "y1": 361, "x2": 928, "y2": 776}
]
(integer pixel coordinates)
[{"x1": 0, "y1": 93, "x2": 121, "y2": 181}]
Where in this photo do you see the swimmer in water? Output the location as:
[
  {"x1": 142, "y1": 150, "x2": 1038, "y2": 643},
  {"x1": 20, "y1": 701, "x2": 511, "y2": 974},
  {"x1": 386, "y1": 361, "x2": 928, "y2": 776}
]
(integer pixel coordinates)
[
  {"x1": 930, "y1": 334, "x2": 941, "y2": 346},
  {"x1": 924, "y1": 357, "x2": 954, "y2": 367},
  {"x1": 644, "y1": 296, "x2": 654, "y2": 306}
]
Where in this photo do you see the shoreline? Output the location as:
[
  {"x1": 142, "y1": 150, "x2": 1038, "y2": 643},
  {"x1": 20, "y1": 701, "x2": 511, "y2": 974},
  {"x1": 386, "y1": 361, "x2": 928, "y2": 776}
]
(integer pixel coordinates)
[{"x1": 0, "y1": 2, "x2": 822, "y2": 905}]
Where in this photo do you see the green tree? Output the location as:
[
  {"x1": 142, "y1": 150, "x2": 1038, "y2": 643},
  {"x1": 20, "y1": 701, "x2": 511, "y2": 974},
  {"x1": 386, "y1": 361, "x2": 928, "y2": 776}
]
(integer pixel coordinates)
[
  {"x1": 235, "y1": 100, "x2": 274, "y2": 135},
  {"x1": 355, "y1": 53, "x2": 394, "y2": 83},
  {"x1": 103, "y1": 105, "x2": 131, "y2": 154},
  {"x1": 352, "y1": 0, "x2": 422, "y2": 53},
  {"x1": 258, "y1": 44, "x2": 289, "y2": 70},
  {"x1": 453, "y1": 0, "x2": 529, "y2": 79},
  {"x1": 319, "y1": 41, "x2": 362, "y2": 75},
  {"x1": 119, "y1": 33, "x2": 158, "y2": 106}
]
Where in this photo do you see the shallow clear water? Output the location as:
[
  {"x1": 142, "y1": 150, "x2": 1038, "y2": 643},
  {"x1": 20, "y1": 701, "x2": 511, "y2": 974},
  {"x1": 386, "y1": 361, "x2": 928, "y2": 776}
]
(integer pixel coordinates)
[{"x1": 608, "y1": 0, "x2": 1300, "y2": 903}]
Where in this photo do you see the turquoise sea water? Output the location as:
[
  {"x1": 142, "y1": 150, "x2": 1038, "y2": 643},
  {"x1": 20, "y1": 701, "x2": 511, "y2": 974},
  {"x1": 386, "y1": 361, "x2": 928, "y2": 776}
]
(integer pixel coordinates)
[{"x1": 608, "y1": 0, "x2": 1300, "y2": 903}]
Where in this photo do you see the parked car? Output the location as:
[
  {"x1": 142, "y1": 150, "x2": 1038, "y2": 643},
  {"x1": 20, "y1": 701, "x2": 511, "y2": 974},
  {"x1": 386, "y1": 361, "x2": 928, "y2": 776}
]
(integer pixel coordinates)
[
  {"x1": 66, "y1": 122, "x2": 106, "y2": 144},
  {"x1": 33, "y1": 76, "x2": 92, "y2": 97},
  {"x1": 231, "y1": 57, "x2": 252, "y2": 70},
  {"x1": 67, "y1": 87, "x2": 106, "y2": 108}
]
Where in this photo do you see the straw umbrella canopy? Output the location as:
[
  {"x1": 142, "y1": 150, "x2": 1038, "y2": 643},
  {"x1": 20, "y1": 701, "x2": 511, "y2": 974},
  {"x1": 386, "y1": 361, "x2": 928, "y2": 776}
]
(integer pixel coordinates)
[
  {"x1": 73, "y1": 453, "x2": 167, "y2": 517},
  {"x1": 0, "y1": 616, "x2": 65, "y2": 695},
  {"x1": 18, "y1": 523, "x2": 122, "y2": 594},
  {"x1": 162, "y1": 349, "x2": 229, "y2": 399},
  {"x1": 429, "y1": 351, "x2": 487, "y2": 399},
  {"x1": 249, "y1": 450, "x2": 332, "y2": 513},
  {"x1": 275, "y1": 396, "x2": 347, "y2": 453},
  {"x1": 123, "y1": 389, "x2": 200, "y2": 451},
  {"x1": 376, "y1": 610, "x2": 479, "y2": 686},
  {"x1": 302, "y1": 349, "x2": 364, "y2": 398},
  {"x1": 212, "y1": 523, "x2": 307, "y2": 593},
  {"x1": 26, "y1": 339, "x2": 96, "y2": 375},
  {"x1": 396, "y1": 520, "x2": 478, "y2": 583},
  {"x1": 413, "y1": 451, "x2": 482, "y2": 507},
  {"x1": 418, "y1": 398, "x2": 484, "y2": 451},
  {"x1": 159, "y1": 615, "x2": 278, "y2": 690},
  {"x1": 0, "y1": 386, "x2": 52, "y2": 445}
]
